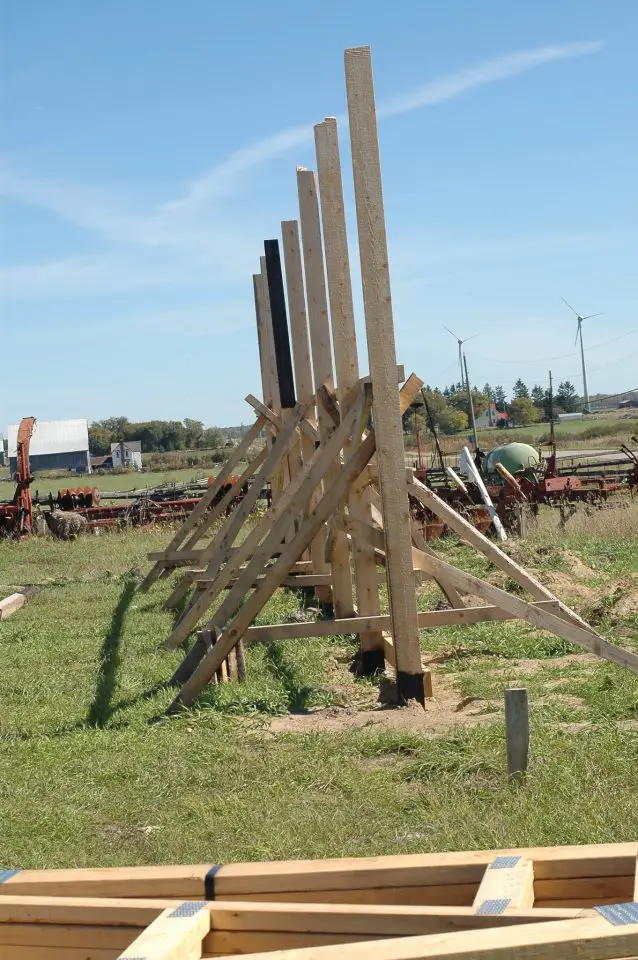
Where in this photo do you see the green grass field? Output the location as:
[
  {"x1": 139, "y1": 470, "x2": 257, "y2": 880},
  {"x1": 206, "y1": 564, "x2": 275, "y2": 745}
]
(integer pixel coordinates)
[
  {"x1": 0, "y1": 467, "x2": 228, "y2": 502},
  {"x1": 1, "y1": 507, "x2": 637, "y2": 871}
]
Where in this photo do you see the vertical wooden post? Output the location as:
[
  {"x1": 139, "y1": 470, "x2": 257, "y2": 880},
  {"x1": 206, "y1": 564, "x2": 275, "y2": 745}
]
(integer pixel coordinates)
[
  {"x1": 264, "y1": 238, "x2": 304, "y2": 536},
  {"x1": 259, "y1": 255, "x2": 287, "y2": 499},
  {"x1": 264, "y1": 239, "x2": 296, "y2": 411},
  {"x1": 253, "y1": 271, "x2": 281, "y2": 506},
  {"x1": 297, "y1": 167, "x2": 355, "y2": 618},
  {"x1": 314, "y1": 116, "x2": 385, "y2": 671},
  {"x1": 256, "y1": 262, "x2": 281, "y2": 415},
  {"x1": 505, "y1": 687, "x2": 530, "y2": 780},
  {"x1": 281, "y1": 219, "x2": 329, "y2": 599},
  {"x1": 253, "y1": 272, "x2": 279, "y2": 414},
  {"x1": 344, "y1": 45, "x2": 424, "y2": 702},
  {"x1": 253, "y1": 276, "x2": 272, "y2": 434}
]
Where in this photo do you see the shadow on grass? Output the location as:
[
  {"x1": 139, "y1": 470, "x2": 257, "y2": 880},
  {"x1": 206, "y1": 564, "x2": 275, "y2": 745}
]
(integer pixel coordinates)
[
  {"x1": 264, "y1": 642, "x2": 315, "y2": 713},
  {"x1": 86, "y1": 579, "x2": 136, "y2": 728},
  {"x1": 171, "y1": 589, "x2": 191, "y2": 627}
]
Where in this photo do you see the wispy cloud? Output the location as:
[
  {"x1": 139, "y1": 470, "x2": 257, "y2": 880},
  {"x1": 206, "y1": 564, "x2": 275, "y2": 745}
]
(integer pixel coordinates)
[
  {"x1": 0, "y1": 39, "x2": 606, "y2": 299},
  {"x1": 167, "y1": 39, "x2": 605, "y2": 214},
  {"x1": 378, "y1": 40, "x2": 605, "y2": 117}
]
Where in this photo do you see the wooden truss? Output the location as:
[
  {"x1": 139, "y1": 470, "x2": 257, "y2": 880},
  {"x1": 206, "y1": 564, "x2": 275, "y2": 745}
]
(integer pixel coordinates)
[
  {"x1": 1, "y1": 842, "x2": 637, "y2": 957},
  {"x1": 141, "y1": 45, "x2": 637, "y2": 713}
]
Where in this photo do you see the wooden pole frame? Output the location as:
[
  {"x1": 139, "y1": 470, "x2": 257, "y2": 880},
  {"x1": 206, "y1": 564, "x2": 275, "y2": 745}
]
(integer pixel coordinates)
[
  {"x1": 297, "y1": 165, "x2": 355, "y2": 618},
  {"x1": 314, "y1": 116, "x2": 386, "y2": 671},
  {"x1": 344, "y1": 45, "x2": 424, "y2": 702}
]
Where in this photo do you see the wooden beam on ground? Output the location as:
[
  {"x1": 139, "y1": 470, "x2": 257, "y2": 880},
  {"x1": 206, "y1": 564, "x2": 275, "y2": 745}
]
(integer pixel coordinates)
[
  {"x1": 139, "y1": 416, "x2": 265, "y2": 591},
  {"x1": 345, "y1": 46, "x2": 424, "y2": 703},
  {"x1": 297, "y1": 166, "x2": 354, "y2": 618},
  {"x1": 232, "y1": 914, "x2": 638, "y2": 960},
  {"x1": 315, "y1": 114, "x2": 386, "y2": 670},
  {"x1": 0, "y1": 593, "x2": 25, "y2": 619},
  {"x1": 2, "y1": 842, "x2": 635, "y2": 901},
  {"x1": 473, "y1": 856, "x2": 534, "y2": 914}
]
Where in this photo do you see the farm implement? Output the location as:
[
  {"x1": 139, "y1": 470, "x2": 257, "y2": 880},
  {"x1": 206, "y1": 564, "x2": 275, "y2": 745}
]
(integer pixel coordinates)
[
  {"x1": 410, "y1": 429, "x2": 638, "y2": 539},
  {"x1": 1, "y1": 420, "x2": 254, "y2": 537}
]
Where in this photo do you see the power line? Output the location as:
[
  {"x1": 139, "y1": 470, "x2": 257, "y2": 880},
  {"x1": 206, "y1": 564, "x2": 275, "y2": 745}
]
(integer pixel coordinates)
[
  {"x1": 476, "y1": 328, "x2": 638, "y2": 366},
  {"x1": 589, "y1": 385, "x2": 638, "y2": 404}
]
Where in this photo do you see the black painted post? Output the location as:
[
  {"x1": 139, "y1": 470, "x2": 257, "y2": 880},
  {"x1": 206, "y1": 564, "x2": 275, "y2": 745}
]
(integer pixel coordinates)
[{"x1": 264, "y1": 239, "x2": 296, "y2": 410}]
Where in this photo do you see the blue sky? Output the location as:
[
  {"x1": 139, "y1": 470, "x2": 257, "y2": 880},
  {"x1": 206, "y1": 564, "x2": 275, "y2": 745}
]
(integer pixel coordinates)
[{"x1": 2, "y1": 1, "x2": 637, "y2": 428}]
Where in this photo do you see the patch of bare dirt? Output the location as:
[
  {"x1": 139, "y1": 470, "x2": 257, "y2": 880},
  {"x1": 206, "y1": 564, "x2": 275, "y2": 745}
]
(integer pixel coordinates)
[
  {"x1": 536, "y1": 693, "x2": 589, "y2": 711},
  {"x1": 556, "y1": 721, "x2": 595, "y2": 734},
  {"x1": 609, "y1": 574, "x2": 638, "y2": 617},
  {"x1": 488, "y1": 653, "x2": 597, "y2": 676},
  {"x1": 536, "y1": 570, "x2": 598, "y2": 605},
  {"x1": 268, "y1": 671, "x2": 495, "y2": 735},
  {"x1": 559, "y1": 550, "x2": 596, "y2": 579},
  {"x1": 555, "y1": 719, "x2": 638, "y2": 734}
]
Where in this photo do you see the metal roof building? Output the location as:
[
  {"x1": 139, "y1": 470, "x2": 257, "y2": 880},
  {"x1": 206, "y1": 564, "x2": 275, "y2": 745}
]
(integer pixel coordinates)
[{"x1": 8, "y1": 418, "x2": 91, "y2": 475}]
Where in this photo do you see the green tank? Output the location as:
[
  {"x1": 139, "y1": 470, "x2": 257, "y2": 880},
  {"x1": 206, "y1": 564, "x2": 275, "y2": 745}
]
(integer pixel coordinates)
[{"x1": 484, "y1": 443, "x2": 540, "y2": 477}]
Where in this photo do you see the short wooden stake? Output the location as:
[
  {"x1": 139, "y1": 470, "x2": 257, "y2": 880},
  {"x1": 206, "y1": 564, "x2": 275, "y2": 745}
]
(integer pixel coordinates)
[
  {"x1": 505, "y1": 687, "x2": 529, "y2": 781},
  {"x1": 423, "y1": 668, "x2": 434, "y2": 700}
]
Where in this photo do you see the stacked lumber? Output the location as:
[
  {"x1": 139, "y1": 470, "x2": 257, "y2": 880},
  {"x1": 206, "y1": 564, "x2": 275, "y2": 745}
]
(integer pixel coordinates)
[{"x1": 0, "y1": 843, "x2": 636, "y2": 957}]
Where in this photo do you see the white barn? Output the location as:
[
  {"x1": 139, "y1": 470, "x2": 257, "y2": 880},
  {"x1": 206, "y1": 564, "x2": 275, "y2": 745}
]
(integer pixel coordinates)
[{"x1": 8, "y1": 419, "x2": 91, "y2": 475}]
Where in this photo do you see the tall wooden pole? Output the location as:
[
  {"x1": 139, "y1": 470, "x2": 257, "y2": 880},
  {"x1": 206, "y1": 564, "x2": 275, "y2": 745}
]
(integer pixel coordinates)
[
  {"x1": 344, "y1": 46, "x2": 424, "y2": 702},
  {"x1": 281, "y1": 220, "x2": 329, "y2": 600},
  {"x1": 297, "y1": 166, "x2": 355, "y2": 618},
  {"x1": 314, "y1": 117, "x2": 385, "y2": 670}
]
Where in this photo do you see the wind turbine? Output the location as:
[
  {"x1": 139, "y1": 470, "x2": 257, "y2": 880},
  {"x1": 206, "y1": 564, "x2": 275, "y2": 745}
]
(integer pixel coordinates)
[
  {"x1": 560, "y1": 299, "x2": 604, "y2": 413},
  {"x1": 443, "y1": 326, "x2": 478, "y2": 389}
]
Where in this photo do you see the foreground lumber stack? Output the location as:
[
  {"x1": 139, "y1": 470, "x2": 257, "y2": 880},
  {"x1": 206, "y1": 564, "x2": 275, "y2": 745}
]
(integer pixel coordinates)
[{"x1": 1, "y1": 843, "x2": 637, "y2": 957}]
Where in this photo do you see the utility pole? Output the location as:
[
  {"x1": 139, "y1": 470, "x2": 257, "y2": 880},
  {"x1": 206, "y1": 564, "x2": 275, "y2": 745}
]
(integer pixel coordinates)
[
  {"x1": 463, "y1": 352, "x2": 479, "y2": 454},
  {"x1": 547, "y1": 370, "x2": 556, "y2": 475}
]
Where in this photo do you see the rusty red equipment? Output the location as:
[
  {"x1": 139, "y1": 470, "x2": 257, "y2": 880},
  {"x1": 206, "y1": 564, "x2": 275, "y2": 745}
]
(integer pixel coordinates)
[{"x1": 0, "y1": 416, "x2": 36, "y2": 536}]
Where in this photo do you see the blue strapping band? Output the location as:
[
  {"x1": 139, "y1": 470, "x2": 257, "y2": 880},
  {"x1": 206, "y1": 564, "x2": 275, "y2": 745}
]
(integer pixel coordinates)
[
  {"x1": 0, "y1": 869, "x2": 20, "y2": 884},
  {"x1": 476, "y1": 898, "x2": 510, "y2": 915},
  {"x1": 595, "y1": 903, "x2": 638, "y2": 925},
  {"x1": 169, "y1": 901, "x2": 206, "y2": 918},
  {"x1": 204, "y1": 864, "x2": 223, "y2": 900},
  {"x1": 489, "y1": 856, "x2": 521, "y2": 870}
]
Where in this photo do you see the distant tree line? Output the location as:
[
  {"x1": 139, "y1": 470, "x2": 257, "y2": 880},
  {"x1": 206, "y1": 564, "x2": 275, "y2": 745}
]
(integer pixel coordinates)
[
  {"x1": 88, "y1": 417, "x2": 230, "y2": 455},
  {"x1": 404, "y1": 379, "x2": 581, "y2": 437}
]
